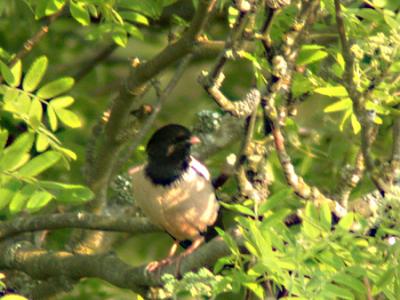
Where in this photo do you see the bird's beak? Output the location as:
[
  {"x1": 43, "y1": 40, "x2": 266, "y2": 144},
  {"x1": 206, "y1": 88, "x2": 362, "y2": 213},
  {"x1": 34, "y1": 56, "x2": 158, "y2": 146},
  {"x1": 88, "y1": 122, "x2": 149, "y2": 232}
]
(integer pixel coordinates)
[{"x1": 189, "y1": 136, "x2": 201, "y2": 145}]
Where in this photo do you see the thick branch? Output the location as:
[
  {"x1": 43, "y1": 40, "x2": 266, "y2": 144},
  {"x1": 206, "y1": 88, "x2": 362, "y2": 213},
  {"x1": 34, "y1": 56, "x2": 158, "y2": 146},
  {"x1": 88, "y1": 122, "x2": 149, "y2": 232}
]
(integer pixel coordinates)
[
  {"x1": 0, "y1": 212, "x2": 160, "y2": 241},
  {"x1": 0, "y1": 230, "x2": 241, "y2": 296}
]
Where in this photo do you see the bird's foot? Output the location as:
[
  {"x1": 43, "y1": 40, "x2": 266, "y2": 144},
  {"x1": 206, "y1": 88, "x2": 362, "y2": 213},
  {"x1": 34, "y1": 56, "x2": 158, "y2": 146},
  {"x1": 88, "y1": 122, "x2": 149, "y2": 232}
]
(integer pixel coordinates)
[{"x1": 145, "y1": 257, "x2": 175, "y2": 273}]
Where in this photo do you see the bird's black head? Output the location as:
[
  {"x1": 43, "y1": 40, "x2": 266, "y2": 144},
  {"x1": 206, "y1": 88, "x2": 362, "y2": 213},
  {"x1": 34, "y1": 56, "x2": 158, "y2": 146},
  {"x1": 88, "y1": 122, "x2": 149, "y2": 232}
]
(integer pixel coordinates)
[{"x1": 145, "y1": 124, "x2": 200, "y2": 185}]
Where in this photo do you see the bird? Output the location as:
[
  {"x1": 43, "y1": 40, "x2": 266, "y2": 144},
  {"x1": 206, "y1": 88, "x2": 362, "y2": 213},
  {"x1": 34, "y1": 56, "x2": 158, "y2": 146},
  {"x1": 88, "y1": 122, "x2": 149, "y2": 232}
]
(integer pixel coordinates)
[{"x1": 129, "y1": 124, "x2": 219, "y2": 272}]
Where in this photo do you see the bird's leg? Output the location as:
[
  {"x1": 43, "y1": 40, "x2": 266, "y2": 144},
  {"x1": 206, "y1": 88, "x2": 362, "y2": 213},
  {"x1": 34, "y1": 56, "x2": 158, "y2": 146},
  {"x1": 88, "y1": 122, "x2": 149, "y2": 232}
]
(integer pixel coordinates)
[
  {"x1": 146, "y1": 240, "x2": 180, "y2": 272},
  {"x1": 174, "y1": 236, "x2": 204, "y2": 277},
  {"x1": 146, "y1": 237, "x2": 205, "y2": 275}
]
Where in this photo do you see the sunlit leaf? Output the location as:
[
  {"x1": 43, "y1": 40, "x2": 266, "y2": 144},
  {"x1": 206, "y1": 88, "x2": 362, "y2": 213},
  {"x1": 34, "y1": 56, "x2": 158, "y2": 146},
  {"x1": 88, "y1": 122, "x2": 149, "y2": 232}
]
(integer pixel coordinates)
[
  {"x1": 112, "y1": 28, "x2": 128, "y2": 47},
  {"x1": 36, "y1": 133, "x2": 50, "y2": 152},
  {"x1": 39, "y1": 181, "x2": 93, "y2": 203},
  {"x1": 0, "y1": 133, "x2": 34, "y2": 172},
  {"x1": 45, "y1": 0, "x2": 65, "y2": 15},
  {"x1": 0, "y1": 129, "x2": 8, "y2": 156},
  {"x1": 324, "y1": 98, "x2": 352, "y2": 113},
  {"x1": 55, "y1": 108, "x2": 82, "y2": 128},
  {"x1": 10, "y1": 59, "x2": 22, "y2": 87},
  {"x1": 0, "y1": 178, "x2": 23, "y2": 210},
  {"x1": 23, "y1": 56, "x2": 48, "y2": 92},
  {"x1": 0, "y1": 60, "x2": 14, "y2": 86},
  {"x1": 37, "y1": 77, "x2": 74, "y2": 99},
  {"x1": 350, "y1": 114, "x2": 361, "y2": 134},
  {"x1": 297, "y1": 49, "x2": 328, "y2": 65},
  {"x1": 70, "y1": 0, "x2": 90, "y2": 26},
  {"x1": 47, "y1": 105, "x2": 58, "y2": 131},
  {"x1": 28, "y1": 98, "x2": 43, "y2": 129},
  {"x1": 50, "y1": 96, "x2": 74, "y2": 108},
  {"x1": 9, "y1": 184, "x2": 37, "y2": 214},
  {"x1": 338, "y1": 212, "x2": 354, "y2": 230},
  {"x1": 26, "y1": 190, "x2": 54, "y2": 212},
  {"x1": 315, "y1": 86, "x2": 348, "y2": 97},
  {"x1": 18, "y1": 151, "x2": 62, "y2": 177},
  {"x1": 120, "y1": 12, "x2": 149, "y2": 25}
]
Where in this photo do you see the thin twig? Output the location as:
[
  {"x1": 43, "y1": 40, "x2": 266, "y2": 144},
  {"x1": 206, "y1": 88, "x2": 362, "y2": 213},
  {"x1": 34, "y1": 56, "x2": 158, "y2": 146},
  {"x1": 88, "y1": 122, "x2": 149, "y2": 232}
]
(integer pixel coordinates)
[
  {"x1": 0, "y1": 8, "x2": 64, "y2": 83},
  {"x1": 73, "y1": 43, "x2": 118, "y2": 82},
  {"x1": 334, "y1": 0, "x2": 388, "y2": 194},
  {"x1": 112, "y1": 54, "x2": 194, "y2": 176}
]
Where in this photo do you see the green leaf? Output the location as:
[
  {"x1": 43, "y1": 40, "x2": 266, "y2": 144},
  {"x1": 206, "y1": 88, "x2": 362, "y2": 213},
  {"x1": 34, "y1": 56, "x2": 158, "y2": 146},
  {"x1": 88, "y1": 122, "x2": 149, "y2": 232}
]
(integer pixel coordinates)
[
  {"x1": 39, "y1": 181, "x2": 94, "y2": 203},
  {"x1": 333, "y1": 273, "x2": 366, "y2": 295},
  {"x1": 26, "y1": 190, "x2": 54, "y2": 212},
  {"x1": 36, "y1": 133, "x2": 50, "y2": 152},
  {"x1": 55, "y1": 108, "x2": 81, "y2": 128},
  {"x1": 23, "y1": 56, "x2": 48, "y2": 92},
  {"x1": 320, "y1": 201, "x2": 332, "y2": 231},
  {"x1": 47, "y1": 105, "x2": 58, "y2": 131},
  {"x1": 259, "y1": 188, "x2": 293, "y2": 214},
  {"x1": 45, "y1": 0, "x2": 65, "y2": 15},
  {"x1": 0, "y1": 129, "x2": 8, "y2": 157},
  {"x1": 37, "y1": 77, "x2": 74, "y2": 99},
  {"x1": 324, "y1": 98, "x2": 353, "y2": 113},
  {"x1": 70, "y1": 0, "x2": 90, "y2": 26},
  {"x1": 120, "y1": 12, "x2": 149, "y2": 25},
  {"x1": 35, "y1": 0, "x2": 48, "y2": 19},
  {"x1": 338, "y1": 212, "x2": 354, "y2": 230},
  {"x1": 28, "y1": 98, "x2": 43, "y2": 129},
  {"x1": 0, "y1": 133, "x2": 34, "y2": 172},
  {"x1": 324, "y1": 98, "x2": 352, "y2": 113},
  {"x1": 340, "y1": 109, "x2": 352, "y2": 132},
  {"x1": 315, "y1": 86, "x2": 348, "y2": 97},
  {"x1": 54, "y1": 146, "x2": 77, "y2": 160},
  {"x1": 9, "y1": 184, "x2": 37, "y2": 214},
  {"x1": 3, "y1": 87, "x2": 18, "y2": 103},
  {"x1": 243, "y1": 282, "x2": 264, "y2": 299},
  {"x1": 297, "y1": 49, "x2": 328, "y2": 65},
  {"x1": 50, "y1": 96, "x2": 74, "y2": 108},
  {"x1": 302, "y1": 202, "x2": 320, "y2": 238},
  {"x1": 336, "y1": 53, "x2": 345, "y2": 71},
  {"x1": 351, "y1": 114, "x2": 361, "y2": 134},
  {"x1": 5, "y1": 92, "x2": 32, "y2": 115},
  {"x1": 119, "y1": 0, "x2": 164, "y2": 18},
  {"x1": 0, "y1": 60, "x2": 15, "y2": 86},
  {"x1": 10, "y1": 59, "x2": 22, "y2": 87},
  {"x1": 18, "y1": 151, "x2": 62, "y2": 177},
  {"x1": 220, "y1": 202, "x2": 255, "y2": 216},
  {"x1": 112, "y1": 28, "x2": 128, "y2": 47},
  {"x1": 323, "y1": 283, "x2": 354, "y2": 300},
  {"x1": 124, "y1": 24, "x2": 144, "y2": 40},
  {"x1": 0, "y1": 178, "x2": 23, "y2": 210}
]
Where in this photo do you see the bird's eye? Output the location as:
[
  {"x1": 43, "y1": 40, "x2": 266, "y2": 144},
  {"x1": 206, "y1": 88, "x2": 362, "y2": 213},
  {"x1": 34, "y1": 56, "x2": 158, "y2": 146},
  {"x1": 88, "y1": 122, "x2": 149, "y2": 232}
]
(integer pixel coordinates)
[{"x1": 174, "y1": 135, "x2": 188, "y2": 144}]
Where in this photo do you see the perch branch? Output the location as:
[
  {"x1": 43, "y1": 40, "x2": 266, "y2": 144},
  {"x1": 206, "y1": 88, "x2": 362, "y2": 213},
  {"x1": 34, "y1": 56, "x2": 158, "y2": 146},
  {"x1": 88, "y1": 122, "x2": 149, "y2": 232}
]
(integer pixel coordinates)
[{"x1": 0, "y1": 229, "x2": 241, "y2": 297}]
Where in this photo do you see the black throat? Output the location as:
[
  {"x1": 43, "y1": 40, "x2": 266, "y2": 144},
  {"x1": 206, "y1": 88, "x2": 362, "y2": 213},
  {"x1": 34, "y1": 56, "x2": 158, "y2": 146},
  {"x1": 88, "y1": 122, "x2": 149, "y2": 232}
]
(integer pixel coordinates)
[{"x1": 145, "y1": 159, "x2": 190, "y2": 186}]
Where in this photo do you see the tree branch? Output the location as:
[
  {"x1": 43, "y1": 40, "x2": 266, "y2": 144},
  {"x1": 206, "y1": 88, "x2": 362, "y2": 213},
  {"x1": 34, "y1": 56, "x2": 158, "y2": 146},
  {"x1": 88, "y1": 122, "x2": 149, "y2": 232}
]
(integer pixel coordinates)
[
  {"x1": 334, "y1": 0, "x2": 388, "y2": 194},
  {"x1": 0, "y1": 8, "x2": 64, "y2": 83},
  {"x1": 0, "y1": 212, "x2": 160, "y2": 241},
  {"x1": 0, "y1": 229, "x2": 241, "y2": 297},
  {"x1": 71, "y1": 0, "x2": 217, "y2": 255}
]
